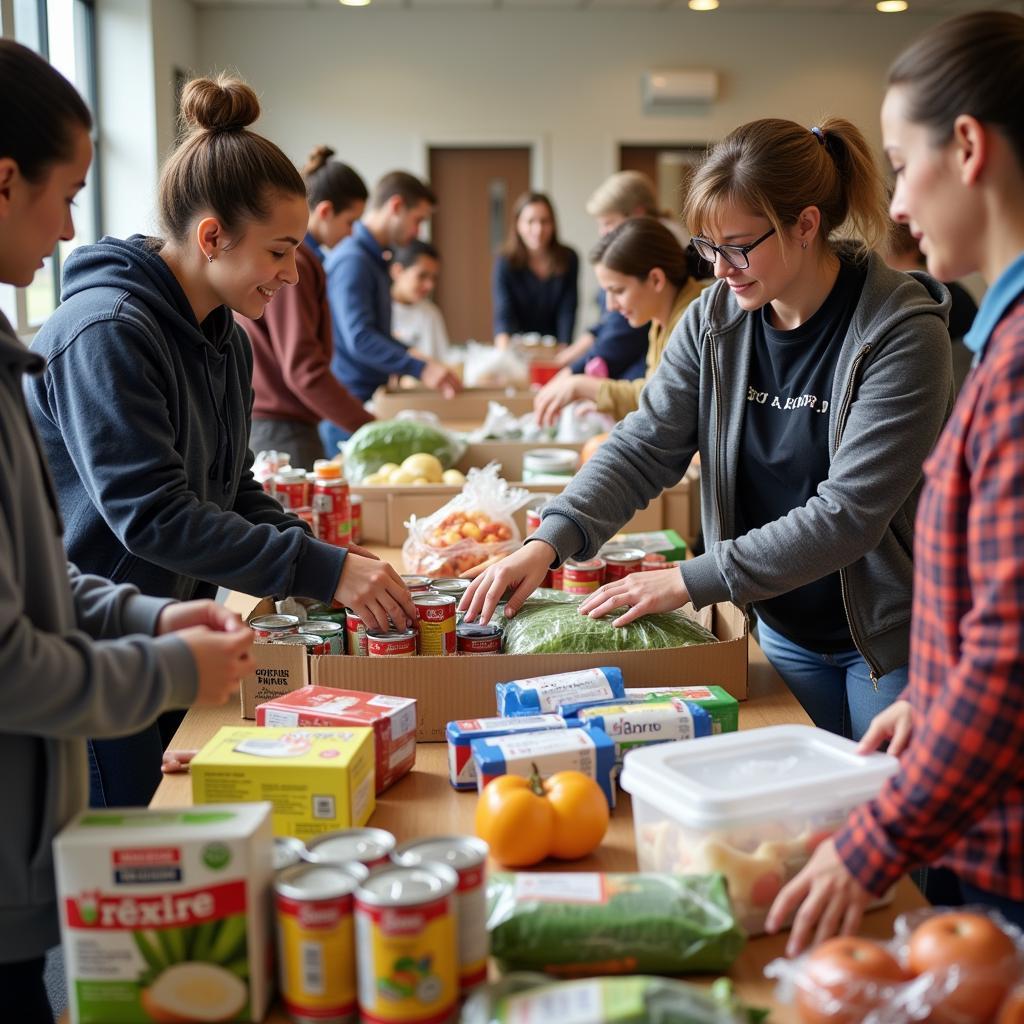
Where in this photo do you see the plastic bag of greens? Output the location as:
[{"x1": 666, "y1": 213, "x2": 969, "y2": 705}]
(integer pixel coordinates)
[
  {"x1": 460, "y1": 974, "x2": 768, "y2": 1024},
  {"x1": 501, "y1": 596, "x2": 718, "y2": 655},
  {"x1": 402, "y1": 463, "x2": 531, "y2": 578},
  {"x1": 342, "y1": 416, "x2": 466, "y2": 484},
  {"x1": 486, "y1": 873, "x2": 745, "y2": 977}
]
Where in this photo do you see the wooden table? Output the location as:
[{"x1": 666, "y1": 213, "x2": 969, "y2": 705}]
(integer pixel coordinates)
[{"x1": 150, "y1": 626, "x2": 925, "y2": 1023}]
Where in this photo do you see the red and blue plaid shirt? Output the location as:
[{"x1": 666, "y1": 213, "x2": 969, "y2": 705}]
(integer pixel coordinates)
[{"x1": 835, "y1": 287, "x2": 1024, "y2": 900}]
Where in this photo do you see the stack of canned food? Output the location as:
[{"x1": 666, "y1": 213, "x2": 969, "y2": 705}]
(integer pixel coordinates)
[
  {"x1": 273, "y1": 829, "x2": 488, "y2": 1024},
  {"x1": 249, "y1": 574, "x2": 503, "y2": 659}
]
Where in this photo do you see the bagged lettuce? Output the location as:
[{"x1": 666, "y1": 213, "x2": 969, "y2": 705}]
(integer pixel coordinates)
[
  {"x1": 460, "y1": 974, "x2": 768, "y2": 1024},
  {"x1": 486, "y1": 872, "x2": 745, "y2": 977},
  {"x1": 501, "y1": 597, "x2": 717, "y2": 655},
  {"x1": 343, "y1": 418, "x2": 465, "y2": 484}
]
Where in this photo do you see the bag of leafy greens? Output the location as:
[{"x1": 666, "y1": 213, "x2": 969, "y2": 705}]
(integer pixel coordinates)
[
  {"x1": 501, "y1": 596, "x2": 717, "y2": 655},
  {"x1": 460, "y1": 974, "x2": 768, "y2": 1024},
  {"x1": 486, "y1": 872, "x2": 745, "y2": 977}
]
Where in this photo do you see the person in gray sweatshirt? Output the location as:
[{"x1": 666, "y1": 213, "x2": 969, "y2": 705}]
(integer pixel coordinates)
[
  {"x1": 463, "y1": 116, "x2": 953, "y2": 741},
  {"x1": 0, "y1": 42, "x2": 252, "y2": 1021},
  {"x1": 25, "y1": 74, "x2": 418, "y2": 810}
]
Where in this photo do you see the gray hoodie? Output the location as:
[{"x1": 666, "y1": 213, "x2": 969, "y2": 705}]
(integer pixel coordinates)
[
  {"x1": 534, "y1": 250, "x2": 953, "y2": 679},
  {"x1": 0, "y1": 312, "x2": 196, "y2": 962}
]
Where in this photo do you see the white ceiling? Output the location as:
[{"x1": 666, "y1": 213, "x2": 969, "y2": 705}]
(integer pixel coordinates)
[{"x1": 189, "y1": 0, "x2": 1024, "y2": 11}]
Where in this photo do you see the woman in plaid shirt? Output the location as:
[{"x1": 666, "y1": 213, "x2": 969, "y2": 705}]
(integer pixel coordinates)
[{"x1": 769, "y1": 9, "x2": 1024, "y2": 955}]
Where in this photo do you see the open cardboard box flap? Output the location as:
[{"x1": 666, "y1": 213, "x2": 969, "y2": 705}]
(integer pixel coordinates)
[{"x1": 238, "y1": 597, "x2": 748, "y2": 741}]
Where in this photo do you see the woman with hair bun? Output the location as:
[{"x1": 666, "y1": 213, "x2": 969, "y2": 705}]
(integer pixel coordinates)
[
  {"x1": 239, "y1": 143, "x2": 373, "y2": 469},
  {"x1": 465, "y1": 115, "x2": 952, "y2": 747},
  {"x1": 26, "y1": 75, "x2": 417, "y2": 808}
]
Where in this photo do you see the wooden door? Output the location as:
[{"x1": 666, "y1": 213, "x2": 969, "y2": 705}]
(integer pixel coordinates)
[
  {"x1": 429, "y1": 146, "x2": 531, "y2": 344},
  {"x1": 620, "y1": 144, "x2": 707, "y2": 217}
]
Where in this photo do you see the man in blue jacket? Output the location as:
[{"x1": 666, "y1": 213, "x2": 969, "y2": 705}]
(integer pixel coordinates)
[{"x1": 322, "y1": 171, "x2": 459, "y2": 456}]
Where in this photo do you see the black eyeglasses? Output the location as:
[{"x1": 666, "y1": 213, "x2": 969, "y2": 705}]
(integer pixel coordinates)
[{"x1": 690, "y1": 227, "x2": 776, "y2": 270}]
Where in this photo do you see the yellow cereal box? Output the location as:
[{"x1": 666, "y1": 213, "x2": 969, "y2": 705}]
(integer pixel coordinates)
[{"x1": 191, "y1": 727, "x2": 375, "y2": 840}]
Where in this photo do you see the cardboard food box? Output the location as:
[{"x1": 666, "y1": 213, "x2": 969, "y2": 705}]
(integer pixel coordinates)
[
  {"x1": 237, "y1": 596, "x2": 749, "y2": 742},
  {"x1": 190, "y1": 726, "x2": 375, "y2": 839},
  {"x1": 55, "y1": 803, "x2": 274, "y2": 1024},
  {"x1": 371, "y1": 385, "x2": 536, "y2": 421},
  {"x1": 254, "y1": 686, "x2": 417, "y2": 794}
]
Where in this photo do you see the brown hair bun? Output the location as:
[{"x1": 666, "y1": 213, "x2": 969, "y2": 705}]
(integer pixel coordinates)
[
  {"x1": 179, "y1": 75, "x2": 260, "y2": 134},
  {"x1": 303, "y1": 144, "x2": 336, "y2": 177}
]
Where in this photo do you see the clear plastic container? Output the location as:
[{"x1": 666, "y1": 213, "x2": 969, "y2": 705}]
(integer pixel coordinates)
[{"x1": 619, "y1": 724, "x2": 899, "y2": 935}]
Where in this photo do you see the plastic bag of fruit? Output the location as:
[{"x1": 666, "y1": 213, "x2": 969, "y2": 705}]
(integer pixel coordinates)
[
  {"x1": 765, "y1": 905, "x2": 1024, "y2": 1024},
  {"x1": 402, "y1": 463, "x2": 531, "y2": 577}
]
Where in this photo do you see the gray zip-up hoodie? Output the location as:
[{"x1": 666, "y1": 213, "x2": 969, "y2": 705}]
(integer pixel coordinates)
[
  {"x1": 0, "y1": 312, "x2": 196, "y2": 963},
  {"x1": 534, "y1": 250, "x2": 953, "y2": 679}
]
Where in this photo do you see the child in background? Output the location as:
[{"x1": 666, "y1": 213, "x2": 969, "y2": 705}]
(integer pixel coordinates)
[
  {"x1": 390, "y1": 239, "x2": 451, "y2": 361},
  {"x1": 0, "y1": 41, "x2": 251, "y2": 1020}
]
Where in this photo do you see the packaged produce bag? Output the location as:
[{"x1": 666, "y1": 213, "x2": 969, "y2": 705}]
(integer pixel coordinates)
[
  {"x1": 501, "y1": 596, "x2": 718, "y2": 656},
  {"x1": 486, "y1": 872, "x2": 744, "y2": 977},
  {"x1": 342, "y1": 415, "x2": 465, "y2": 483},
  {"x1": 461, "y1": 973, "x2": 768, "y2": 1024},
  {"x1": 403, "y1": 463, "x2": 531, "y2": 577}
]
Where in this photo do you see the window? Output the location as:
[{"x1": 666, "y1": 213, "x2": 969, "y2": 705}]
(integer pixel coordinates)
[{"x1": 1, "y1": 0, "x2": 99, "y2": 336}]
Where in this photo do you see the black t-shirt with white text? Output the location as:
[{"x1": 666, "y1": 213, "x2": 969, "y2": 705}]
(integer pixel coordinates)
[{"x1": 735, "y1": 257, "x2": 867, "y2": 653}]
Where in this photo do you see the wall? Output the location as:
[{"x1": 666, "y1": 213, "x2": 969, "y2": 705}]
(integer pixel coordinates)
[{"x1": 194, "y1": 5, "x2": 946, "y2": 319}]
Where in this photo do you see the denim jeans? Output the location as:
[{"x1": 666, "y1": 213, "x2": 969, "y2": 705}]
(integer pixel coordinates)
[
  {"x1": 756, "y1": 619, "x2": 908, "y2": 740},
  {"x1": 318, "y1": 420, "x2": 351, "y2": 461}
]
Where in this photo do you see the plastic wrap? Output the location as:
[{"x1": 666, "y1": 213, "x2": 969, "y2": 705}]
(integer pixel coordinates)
[
  {"x1": 463, "y1": 342, "x2": 530, "y2": 388},
  {"x1": 501, "y1": 597, "x2": 718, "y2": 655},
  {"x1": 486, "y1": 872, "x2": 745, "y2": 977},
  {"x1": 460, "y1": 974, "x2": 768, "y2": 1024},
  {"x1": 765, "y1": 905, "x2": 1024, "y2": 1024},
  {"x1": 402, "y1": 464, "x2": 530, "y2": 577},
  {"x1": 342, "y1": 417, "x2": 466, "y2": 484}
]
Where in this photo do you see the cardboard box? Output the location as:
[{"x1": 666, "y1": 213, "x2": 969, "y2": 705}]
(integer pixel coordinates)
[
  {"x1": 371, "y1": 385, "x2": 536, "y2": 421},
  {"x1": 238, "y1": 598, "x2": 748, "y2": 741},
  {"x1": 191, "y1": 726, "x2": 375, "y2": 839},
  {"x1": 255, "y1": 686, "x2": 417, "y2": 793}
]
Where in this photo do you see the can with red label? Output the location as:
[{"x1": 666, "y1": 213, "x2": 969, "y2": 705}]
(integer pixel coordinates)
[
  {"x1": 313, "y1": 464, "x2": 352, "y2": 548},
  {"x1": 546, "y1": 566, "x2": 564, "y2": 590},
  {"x1": 392, "y1": 837, "x2": 489, "y2": 994},
  {"x1": 305, "y1": 828, "x2": 396, "y2": 871},
  {"x1": 524, "y1": 492, "x2": 556, "y2": 536},
  {"x1": 562, "y1": 558, "x2": 606, "y2": 595},
  {"x1": 604, "y1": 547, "x2": 646, "y2": 582},
  {"x1": 366, "y1": 629, "x2": 418, "y2": 658},
  {"x1": 250, "y1": 613, "x2": 301, "y2": 642},
  {"x1": 300, "y1": 620, "x2": 345, "y2": 656},
  {"x1": 345, "y1": 609, "x2": 368, "y2": 657},
  {"x1": 272, "y1": 632, "x2": 332, "y2": 657},
  {"x1": 350, "y1": 494, "x2": 363, "y2": 545},
  {"x1": 401, "y1": 574, "x2": 432, "y2": 595},
  {"x1": 413, "y1": 594, "x2": 456, "y2": 656},
  {"x1": 642, "y1": 552, "x2": 668, "y2": 571},
  {"x1": 456, "y1": 623, "x2": 502, "y2": 655},
  {"x1": 274, "y1": 466, "x2": 308, "y2": 511}
]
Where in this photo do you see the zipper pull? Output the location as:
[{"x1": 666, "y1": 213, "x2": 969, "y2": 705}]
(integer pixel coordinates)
[{"x1": 870, "y1": 671, "x2": 879, "y2": 691}]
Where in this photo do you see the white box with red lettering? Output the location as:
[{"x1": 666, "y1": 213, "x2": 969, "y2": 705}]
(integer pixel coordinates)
[{"x1": 255, "y1": 685, "x2": 416, "y2": 793}]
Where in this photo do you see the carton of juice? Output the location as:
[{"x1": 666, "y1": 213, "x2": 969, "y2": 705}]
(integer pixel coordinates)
[
  {"x1": 191, "y1": 727, "x2": 375, "y2": 839},
  {"x1": 54, "y1": 803, "x2": 273, "y2": 1024}
]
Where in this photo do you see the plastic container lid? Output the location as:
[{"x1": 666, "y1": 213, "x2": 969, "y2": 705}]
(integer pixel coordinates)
[{"x1": 619, "y1": 724, "x2": 899, "y2": 829}]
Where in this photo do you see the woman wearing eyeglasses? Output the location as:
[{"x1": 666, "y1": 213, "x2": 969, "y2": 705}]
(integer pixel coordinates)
[{"x1": 463, "y1": 116, "x2": 953, "y2": 740}]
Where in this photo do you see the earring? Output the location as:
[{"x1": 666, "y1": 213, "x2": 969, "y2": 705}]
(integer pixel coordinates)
[
  {"x1": 207, "y1": 252, "x2": 215, "y2": 263},
  {"x1": 801, "y1": 241, "x2": 808, "y2": 250}
]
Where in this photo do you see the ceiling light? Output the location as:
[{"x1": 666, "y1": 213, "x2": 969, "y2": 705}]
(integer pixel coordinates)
[
  {"x1": 689, "y1": 0, "x2": 720, "y2": 10},
  {"x1": 876, "y1": 1, "x2": 908, "y2": 11},
  {"x1": 339, "y1": 0, "x2": 372, "y2": 6}
]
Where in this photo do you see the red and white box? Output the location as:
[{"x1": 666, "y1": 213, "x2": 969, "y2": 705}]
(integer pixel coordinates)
[{"x1": 255, "y1": 686, "x2": 416, "y2": 793}]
